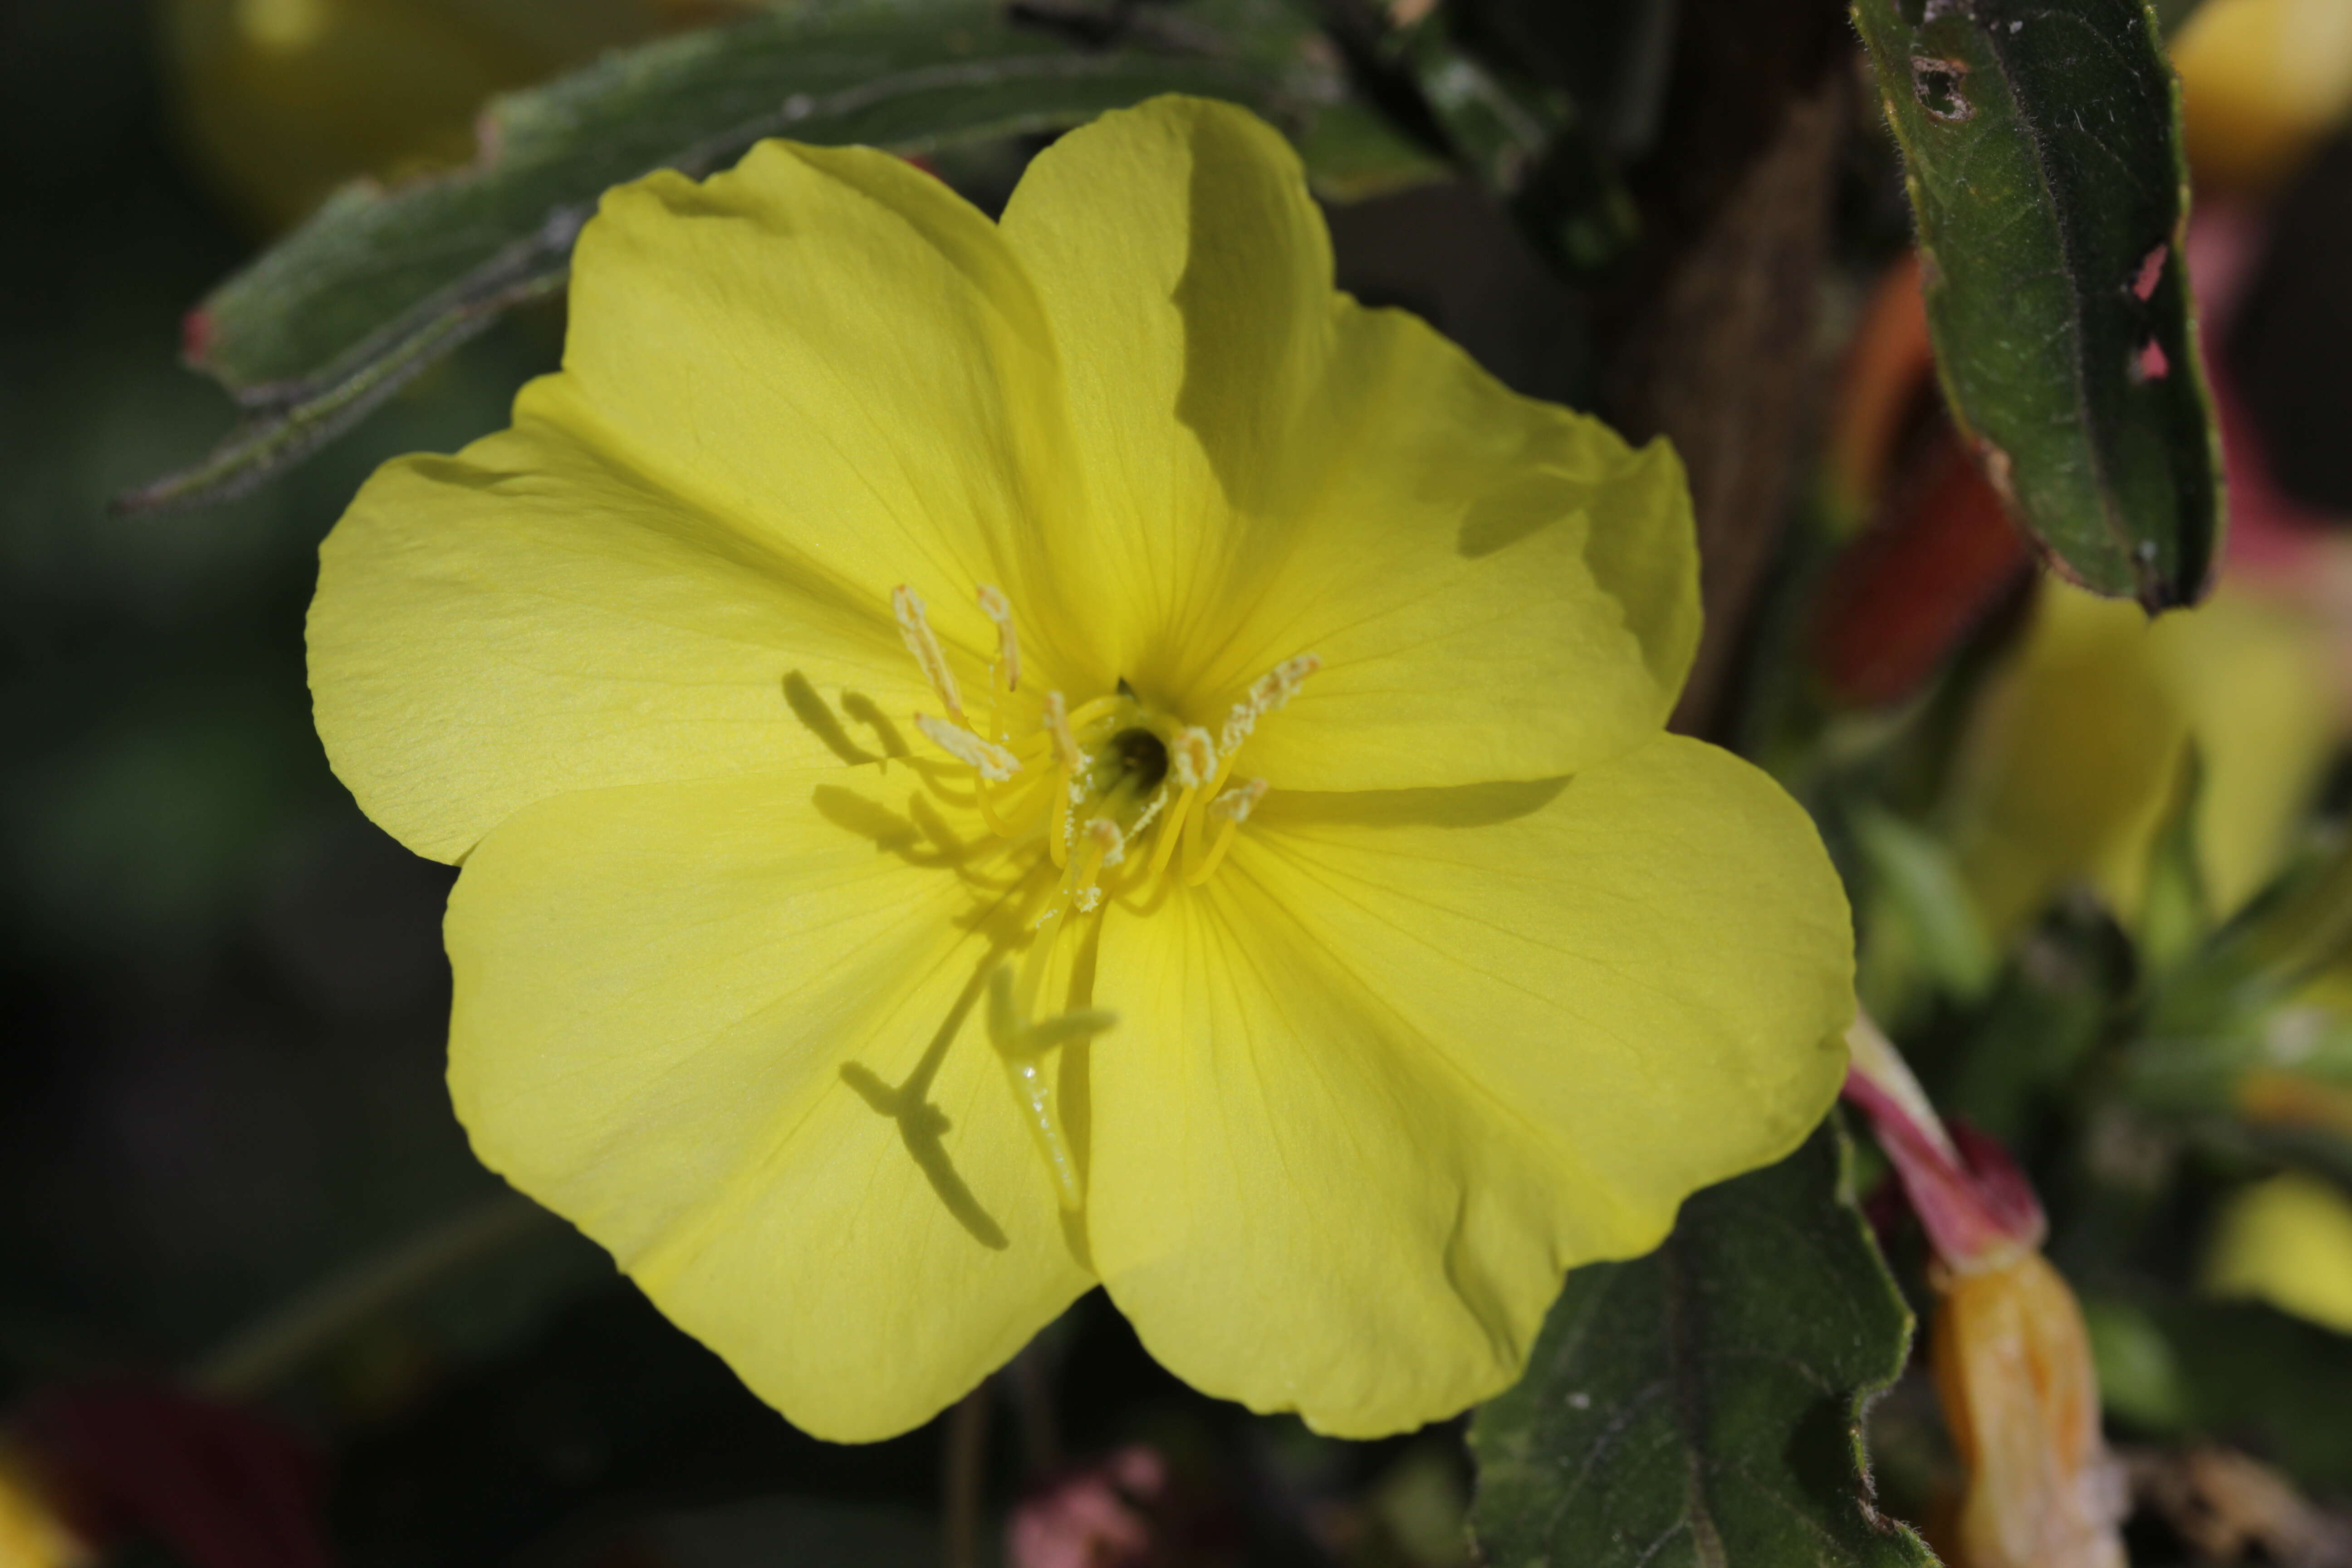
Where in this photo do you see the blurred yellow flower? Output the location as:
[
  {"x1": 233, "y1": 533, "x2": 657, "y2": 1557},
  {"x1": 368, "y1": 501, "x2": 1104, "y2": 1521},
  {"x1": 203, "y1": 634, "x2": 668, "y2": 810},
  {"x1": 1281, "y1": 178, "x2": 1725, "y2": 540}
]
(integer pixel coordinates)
[
  {"x1": 307, "y1": 97, "x2": 1854, "y2": 1441},
  {"x1": 2174, "y1": 0, "x2": 2352, "y2": 195},
  {"x1": 2206, "y1": 1171, "x2": 2352, "y2": 1333},
  {"x1": 1949, "y1": 578, "x2": 2337, "y2": 941},
  {"x1": 161, "y1": 0, "x2": 746, "y2": 230}
]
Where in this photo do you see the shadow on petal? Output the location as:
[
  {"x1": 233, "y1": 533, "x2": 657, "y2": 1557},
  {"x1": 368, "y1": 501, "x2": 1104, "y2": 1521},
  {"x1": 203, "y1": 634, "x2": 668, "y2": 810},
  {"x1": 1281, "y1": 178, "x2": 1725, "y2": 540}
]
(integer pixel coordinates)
[
  {"x1": 840, "y1": 956, "x2": 1011, "y2": 1252},
  {"x1": 1261, "y1": 777, "x2": 1568, "y2": 830},
  {"x1": 783, "y1": 670, "x2": 880, "y2": 765}
]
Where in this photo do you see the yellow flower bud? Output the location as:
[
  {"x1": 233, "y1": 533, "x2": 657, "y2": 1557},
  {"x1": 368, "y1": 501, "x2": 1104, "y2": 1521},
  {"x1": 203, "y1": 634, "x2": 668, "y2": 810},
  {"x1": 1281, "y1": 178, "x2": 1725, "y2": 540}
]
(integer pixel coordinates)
[{"x1": 1931, "y1": 1253, "x2": 2128, "y2": 1568}]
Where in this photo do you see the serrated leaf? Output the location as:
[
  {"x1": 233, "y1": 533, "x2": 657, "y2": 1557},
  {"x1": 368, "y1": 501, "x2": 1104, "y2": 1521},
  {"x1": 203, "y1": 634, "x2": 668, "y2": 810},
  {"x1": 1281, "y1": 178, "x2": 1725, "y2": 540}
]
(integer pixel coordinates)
[
  {"x1": 1468, "y1": 1120, "x2": 1938, "y2": 1568},
  {"x1": 126, "y1": 0, "x2": 1440, "y2": 512},
  {"x1": 1852, "y1": 0, "x2": 2222, "y2": 608}
]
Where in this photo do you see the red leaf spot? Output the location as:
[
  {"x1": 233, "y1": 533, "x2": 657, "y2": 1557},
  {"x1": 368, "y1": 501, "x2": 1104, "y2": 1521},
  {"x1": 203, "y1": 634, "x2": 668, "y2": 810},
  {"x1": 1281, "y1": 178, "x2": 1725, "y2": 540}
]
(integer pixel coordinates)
[{"x1": 180, "y1": 309, "x2": 214, "y2": 367}]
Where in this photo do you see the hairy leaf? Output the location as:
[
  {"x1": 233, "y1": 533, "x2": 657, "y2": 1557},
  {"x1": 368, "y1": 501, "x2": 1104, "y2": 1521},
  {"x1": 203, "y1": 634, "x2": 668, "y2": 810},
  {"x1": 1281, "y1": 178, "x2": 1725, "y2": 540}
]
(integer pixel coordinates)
[
  {"x1": 1852, "y1": 0, "x2": 2222, "y2": 608},
  {"x1": 1468, "y1": 1120, "x2": 1937, "y2": 1568},
  {"x1": 127, "y1": 0, "x2": 1439, "y2": 511}
]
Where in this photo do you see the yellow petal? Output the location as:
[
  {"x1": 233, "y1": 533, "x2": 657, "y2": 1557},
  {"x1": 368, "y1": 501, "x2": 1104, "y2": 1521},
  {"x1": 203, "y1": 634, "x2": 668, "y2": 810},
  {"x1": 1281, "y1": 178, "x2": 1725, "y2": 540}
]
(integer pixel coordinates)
[
  {"x1": 313, "y1": 416, "x2": 928, "y2": 862},
  {"x1": 1083, "y1": 734, "x2": 1852, "y2": 1435},
  {"x1": 445, "y1": 768, "x2": 1091, "y2": 1441},
  {"x1": 2205, "y1": 1171, "x2": 2352, "y2": 1334},
  {"x1": 564, "y1": 140, "x2": 1103, "y2": 681},
  {"x1": 2175, "y1": 0, "x2": 2352, "y2": 193},
  {"x1": 312, "y1": 136, "x2": 1099, "y2": 862},
  {"x1": 999, "y1": 97, "x2": 1698, "y2": 788},
  {"x1": 1950, "y1": 580, "x2": 2336, "y2": 939}
]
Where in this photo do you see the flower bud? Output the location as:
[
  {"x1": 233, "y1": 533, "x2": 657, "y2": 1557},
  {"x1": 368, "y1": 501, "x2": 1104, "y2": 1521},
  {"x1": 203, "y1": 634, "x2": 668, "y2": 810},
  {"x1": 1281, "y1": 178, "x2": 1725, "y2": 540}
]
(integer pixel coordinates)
[{"x1": 1931, "y1": 1253, "x2": 2129, "y2": 1568}]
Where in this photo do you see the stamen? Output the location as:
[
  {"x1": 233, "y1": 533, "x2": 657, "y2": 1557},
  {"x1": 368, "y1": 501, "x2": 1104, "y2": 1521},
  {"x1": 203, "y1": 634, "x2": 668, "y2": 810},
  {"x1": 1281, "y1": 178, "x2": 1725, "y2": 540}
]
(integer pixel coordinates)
[
  {"x1": 1170, "y1": 726, "x2": 1216, "y2": 789},
  {"x1": 892, "y1": 585, "x2": 965, "y2": 725},
  {"x1": 976, "y1": 584, "x2": 1020, "y2": 692},
  {"x1": 1208, "y1": 778, "x2": 1269, "y2": 823},
  {"x1": 1066, "y1": 818, "x2": 1123, "y2": 914},
  {"x1": 1043, "y1": 691, "x2": 1084, "y2": 774},
  {"x1": 1220, "y1": 652, "x2": 1321, "y2": 754},
  {"x1": 1185, "y1": 778, "x2": 1267, "y2": 887},
  {"x1": 1140, "y1": 789, "x2": 1188, "y2": 877},
  {"x1": 1064, "y1": 695, "x2": 1123, "y2": 734},
  {"x1": 975, "y1": 767, "x2": 1052, "y2": 840},
  {"x1": 1257, "y1": 654, "x2": 1322, "y2": 711},
  {"x1": 914, "y1": 712, "x2": 1018, "y2": 781},
  {"x1": 1127, "y1": 789, "x2": 1169, "y2": 840}
]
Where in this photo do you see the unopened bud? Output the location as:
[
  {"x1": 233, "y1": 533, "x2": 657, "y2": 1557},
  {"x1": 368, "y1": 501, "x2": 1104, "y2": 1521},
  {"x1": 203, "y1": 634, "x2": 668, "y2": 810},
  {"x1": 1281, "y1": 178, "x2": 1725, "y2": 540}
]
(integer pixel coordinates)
[{"x1": 1932, "y1": 1253, "x2": 2128, "y2": 1568}]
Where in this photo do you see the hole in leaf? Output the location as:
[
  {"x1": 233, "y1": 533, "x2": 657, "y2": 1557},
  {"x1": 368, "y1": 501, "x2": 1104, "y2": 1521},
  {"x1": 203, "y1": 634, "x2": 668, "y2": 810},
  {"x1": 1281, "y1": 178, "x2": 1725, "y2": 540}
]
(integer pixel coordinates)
[
  {"x1": 1911, "y1": 57, "x2": 1973, "y2": 122},
  {"x1": 2133, "y1": 244, "x2": 2168, "y2": 301},
  {"x1": 2134, "y1": 336, "x2": 2172, "y2": 382}
]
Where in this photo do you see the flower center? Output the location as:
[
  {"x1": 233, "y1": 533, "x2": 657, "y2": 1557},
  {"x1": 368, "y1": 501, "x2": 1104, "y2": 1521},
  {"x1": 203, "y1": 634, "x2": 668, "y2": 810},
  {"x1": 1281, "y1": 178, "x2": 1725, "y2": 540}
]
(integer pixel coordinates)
[
  {"x1": 890, "y1": 582, "x2": 1318, "y2": 1209},
  {"x1": 892, "y1": 583, "x2": 1315, "y2": 921}
]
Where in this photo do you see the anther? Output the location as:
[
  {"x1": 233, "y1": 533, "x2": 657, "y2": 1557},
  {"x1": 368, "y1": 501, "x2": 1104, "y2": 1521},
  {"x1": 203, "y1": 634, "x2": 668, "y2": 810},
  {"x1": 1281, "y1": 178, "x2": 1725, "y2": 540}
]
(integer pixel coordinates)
[
  {"x1": 1043, "y1": 691, "x2": 1084, "y2": 774},
  {"x1": 892, "y1": 584, "x2": 965, "y2": 724},
  {"x1": 1208, "y1": 778, "x2": 1269, "y2": 823},
  {"x1": 1256, "y1": 654, "x2": 1321, "y2": 712},
  {"x1": 1085, "y1": 817, "x2": 1126, "y2": 869},
  {"x1": 1220, "y1": 652, "x2": 1320, "y2": 754},
  {"x1": 977, "y1": 584, "x2": 1020, "y2": 692},
  {"x1": 1171, "y1": 726, "x2": 1217, "y2": 790},
  {"x1": 914, "y1": 713, "x2": 1019, "y2": 780}
]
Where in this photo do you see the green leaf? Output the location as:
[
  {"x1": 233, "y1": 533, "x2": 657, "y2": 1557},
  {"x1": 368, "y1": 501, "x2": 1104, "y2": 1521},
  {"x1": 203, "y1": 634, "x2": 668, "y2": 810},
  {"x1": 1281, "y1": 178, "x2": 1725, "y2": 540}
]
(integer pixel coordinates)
[
  {"x1": 2141, "y1": 835, "x2": 2352, "y2": 1050},
  {"x1": 1851, "y1": 0, "x2": 2222, "y2": 608},
  {"x1": 1936, "y1": 901, "x2": 2126, "y2": 1146},
  {"x1": 1851, "y1": 803, "x2": 1999, "y2": 1011},
  {"x1": 125, "y1": 0, "x2": 1440, "y2": 512},
  {"x1": 1467, "y1": 1120, "x2": 1939, "y2": 1568},
  {"x1": 2138, "y1": 742, "x2": 2213, "y2": 974},
  {"x1": 1384, "y1": 15, "x2": 1636, "y2": 271}
]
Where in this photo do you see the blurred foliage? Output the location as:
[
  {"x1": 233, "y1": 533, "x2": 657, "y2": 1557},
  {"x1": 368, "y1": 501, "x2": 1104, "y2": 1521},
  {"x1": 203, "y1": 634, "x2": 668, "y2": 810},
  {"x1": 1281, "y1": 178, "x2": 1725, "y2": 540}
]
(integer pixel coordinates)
[
  {"x1": 158, "y1": 0, "x2": 755, "y2": 233},
  {"x1": 133, "y1": 0, "x2": 1442, "y2": 510}
]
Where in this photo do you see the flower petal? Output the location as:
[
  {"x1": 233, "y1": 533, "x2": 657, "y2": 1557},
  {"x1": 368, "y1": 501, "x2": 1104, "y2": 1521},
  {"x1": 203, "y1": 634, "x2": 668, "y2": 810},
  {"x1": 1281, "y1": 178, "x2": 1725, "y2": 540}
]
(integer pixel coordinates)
[
  {"x1": 313, "y1": 137, "x2": 1101, "y2": 862},
  {"x1": 313, "y1": 418, "x2": 925, "y2": 863},
  {"x1": 445, "y1": 768, "x2": 1091, "y2": 1441},
  {"x1": 998, "y1": 96, "x2": 1698, "y2": 787},
  {"x1": 1084, "y1": 734, "x2": 1852, "y2": 1435}
]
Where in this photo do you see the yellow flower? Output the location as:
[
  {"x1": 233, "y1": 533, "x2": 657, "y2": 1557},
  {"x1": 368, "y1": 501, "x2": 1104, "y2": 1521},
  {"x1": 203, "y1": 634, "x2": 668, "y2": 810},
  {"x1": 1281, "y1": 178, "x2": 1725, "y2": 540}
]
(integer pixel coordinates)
[
  {"x1": 162, "y1": 0, "x2": 746, "y2": 230},
  {"x1": 2205, "y1": 1171, "x2": 2352, "y2": 1334},
  {"x1": 2173, "y1": 0, "x2": 2352, "y2": 195},
  {"x1": 307, "y1": 97, "x2": 1854, "y2": 1441},
  {"x1": 1949, "y1": 578, "x2": 2338, "y2": 942}
]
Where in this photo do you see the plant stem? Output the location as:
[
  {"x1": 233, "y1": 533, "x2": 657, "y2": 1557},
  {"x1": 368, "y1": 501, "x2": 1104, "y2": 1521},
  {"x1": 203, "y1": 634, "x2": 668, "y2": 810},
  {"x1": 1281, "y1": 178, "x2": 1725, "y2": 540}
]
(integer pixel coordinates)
[{"x1": 944, "y1": 1378, "x2": 992, "y2": 1568}]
